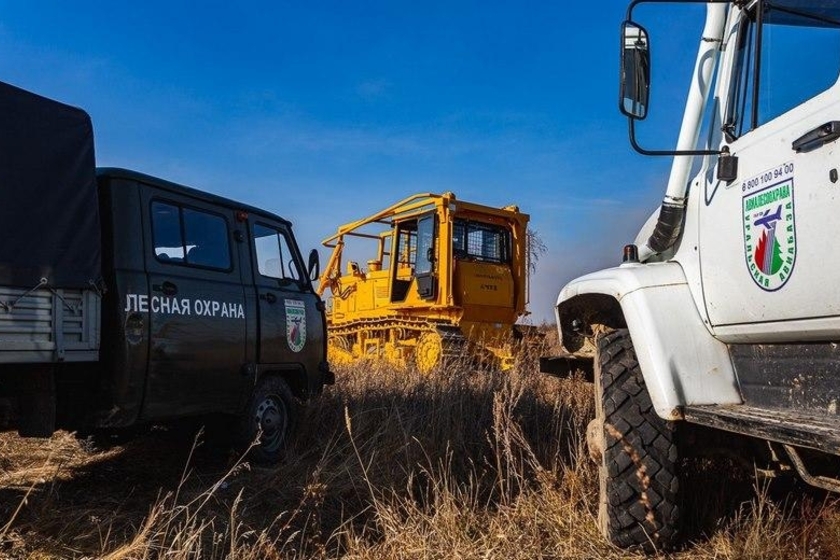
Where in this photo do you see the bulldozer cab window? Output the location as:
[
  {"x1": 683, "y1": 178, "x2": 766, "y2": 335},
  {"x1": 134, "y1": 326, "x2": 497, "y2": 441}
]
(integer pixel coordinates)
[
  {"x1": 394, "y1": 223, "x2": 417, "y2": 273},
  {"x1": 452, "y1": 219, "x2": 510, "y2": 264},
  {"x1": 723, "y1": 2, "x2": 840, "y2": 139},
  {"x1": 391, "y1": 215, "x2": 438, "y2": 301},
  {"x1": 416, "y1": 215, "x2": 435, "y2": 276},
  {"x1": 414, "y1": 215, "x2": 437, "y2": 300}
]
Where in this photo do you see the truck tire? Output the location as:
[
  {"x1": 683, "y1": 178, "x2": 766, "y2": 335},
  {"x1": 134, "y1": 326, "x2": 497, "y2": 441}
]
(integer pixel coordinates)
[
  {"x1": 239, "y1": 375, "x2": 297, "y2": 465},
  {"x1": 593, "y1": 329, "x2": 679, "y2": 551}
]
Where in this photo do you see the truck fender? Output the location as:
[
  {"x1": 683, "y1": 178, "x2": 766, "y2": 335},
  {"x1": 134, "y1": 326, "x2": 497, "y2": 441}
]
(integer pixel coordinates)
[{"x1": 555, "y1": 262, "x2": 741, "y2": 420}]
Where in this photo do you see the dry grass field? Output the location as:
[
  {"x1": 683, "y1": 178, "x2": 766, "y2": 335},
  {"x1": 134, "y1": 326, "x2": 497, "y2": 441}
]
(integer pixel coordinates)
[{"x1": 0, "y1": 337, "x2": 839, "y2": 559}]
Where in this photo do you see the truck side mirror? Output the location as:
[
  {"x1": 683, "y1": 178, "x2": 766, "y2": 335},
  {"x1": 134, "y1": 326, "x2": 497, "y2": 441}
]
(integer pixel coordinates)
[
  {"x1": 620, "y1": 21, "x2": 650, "y2": 120},
  {"x1": 308, "y1": 249, "x2": 320, "y2": 281}
]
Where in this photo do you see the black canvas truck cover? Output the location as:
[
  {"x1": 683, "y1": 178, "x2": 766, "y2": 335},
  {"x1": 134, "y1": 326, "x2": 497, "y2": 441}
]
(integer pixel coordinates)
[{"x1": 0, "y1": 80, "x2": 100, "y2": 289}]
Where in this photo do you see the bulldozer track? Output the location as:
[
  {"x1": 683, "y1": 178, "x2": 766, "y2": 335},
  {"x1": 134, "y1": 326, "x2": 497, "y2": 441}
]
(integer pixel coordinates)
[{"x1": 328, "y1": 318, "x2": 471, "y2": 371}]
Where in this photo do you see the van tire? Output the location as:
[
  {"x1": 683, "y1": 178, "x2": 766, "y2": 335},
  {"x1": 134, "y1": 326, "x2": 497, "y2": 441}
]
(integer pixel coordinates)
[
  {"x1": 239, "y1": 375, "x2": 296, "y2": 464},
  {"x1": 594, "y1": 329, "x2": 680, "y2": 551}
]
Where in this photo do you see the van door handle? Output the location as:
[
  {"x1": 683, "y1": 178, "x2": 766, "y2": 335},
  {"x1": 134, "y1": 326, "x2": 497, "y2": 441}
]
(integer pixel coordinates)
[
  {"x1": 260, "y1": 292, "x2": 277, "y2": 304},
  {"x1": 792, "y1": 121, "x2": 840, "y2": 153},
  {"x1": 152, "y1": 281, "x2": 178, "y2": 296}
]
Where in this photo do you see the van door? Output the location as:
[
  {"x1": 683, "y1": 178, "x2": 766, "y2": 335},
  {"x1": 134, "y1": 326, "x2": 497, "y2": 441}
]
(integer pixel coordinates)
[
  {"x1": 250, "y1": 220, "x2": 324, "y2": 374},
  {"x1": 140, "y1": 192, "x2": 247, "y2": 418}
]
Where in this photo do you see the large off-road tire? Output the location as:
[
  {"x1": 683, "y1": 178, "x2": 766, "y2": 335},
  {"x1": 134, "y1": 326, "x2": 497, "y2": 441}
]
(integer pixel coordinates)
[
  {"x1": 238, "y1": 375, "x2": 297, "y2": 465},
  {"x1": 592, "y1": 329, "x2": 680, "y2": 551}
]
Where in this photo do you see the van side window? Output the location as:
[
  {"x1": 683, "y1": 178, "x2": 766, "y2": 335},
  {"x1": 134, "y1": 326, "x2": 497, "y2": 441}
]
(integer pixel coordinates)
[
  {"x1": 253, "y1": 223, "x2": 302, "y2": 283},
  {"x1": 151, "y1": 201, "x2": 231, "y2": 270}
]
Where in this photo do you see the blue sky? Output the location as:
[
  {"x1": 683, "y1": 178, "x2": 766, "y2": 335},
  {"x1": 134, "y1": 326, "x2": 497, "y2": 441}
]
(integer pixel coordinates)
[{"x1": 0, "y1": 1, "x2": 705, "y2": 322}]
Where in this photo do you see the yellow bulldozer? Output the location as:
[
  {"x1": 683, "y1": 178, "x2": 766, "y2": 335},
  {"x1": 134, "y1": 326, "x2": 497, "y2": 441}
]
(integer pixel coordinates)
[{"x1": 316, "y1": 192, "x2": 531, "y2": 372}]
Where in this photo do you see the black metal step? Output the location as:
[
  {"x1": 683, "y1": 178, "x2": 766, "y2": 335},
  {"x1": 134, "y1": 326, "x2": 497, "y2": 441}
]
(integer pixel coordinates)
[
  {"x1": 539, "y1": 353, "x2": 594, "y2": 381},
  {"x1": 683, "y1": 404, "x2": 840, "y2": 455}
]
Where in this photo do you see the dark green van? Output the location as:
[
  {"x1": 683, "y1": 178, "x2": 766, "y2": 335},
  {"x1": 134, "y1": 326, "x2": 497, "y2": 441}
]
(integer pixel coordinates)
[{"x1": 0, "y1": 81, "x2": 331, "y2": 463}]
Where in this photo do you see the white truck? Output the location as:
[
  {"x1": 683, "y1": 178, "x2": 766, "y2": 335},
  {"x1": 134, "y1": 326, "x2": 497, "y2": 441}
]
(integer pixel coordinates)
[{"x1": 544, "y1": 0, "x2": 840, "y2": 551}]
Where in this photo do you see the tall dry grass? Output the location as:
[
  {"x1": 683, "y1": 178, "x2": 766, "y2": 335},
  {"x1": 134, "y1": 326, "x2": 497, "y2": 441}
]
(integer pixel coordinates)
[{"x1": 0, "y1": 335, "x2": 838, "y2": 558}]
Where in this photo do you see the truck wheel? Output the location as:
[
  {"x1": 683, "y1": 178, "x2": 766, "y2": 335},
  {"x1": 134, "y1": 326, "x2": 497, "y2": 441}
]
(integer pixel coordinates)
[
  {"x1": 239, "y1": 376, "x2": 297, "y2": 464},
  {"x1": 591, "y1": 329, "x2": 679, "y2": 551}
]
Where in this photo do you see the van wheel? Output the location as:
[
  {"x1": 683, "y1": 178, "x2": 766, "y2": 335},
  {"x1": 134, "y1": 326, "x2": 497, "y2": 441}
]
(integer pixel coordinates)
[
  {"x1": 239, "y1": 376, "x2": 296, "y2": 464},
  {"x1": 592, "y1": 329, "x2": 680, "y2": 551}
]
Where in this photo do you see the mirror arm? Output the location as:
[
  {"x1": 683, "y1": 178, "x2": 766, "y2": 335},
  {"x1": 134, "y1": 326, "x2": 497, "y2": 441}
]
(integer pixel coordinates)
[{"x1": 628, "y1": 119, "x2": 722, "y2": 157}]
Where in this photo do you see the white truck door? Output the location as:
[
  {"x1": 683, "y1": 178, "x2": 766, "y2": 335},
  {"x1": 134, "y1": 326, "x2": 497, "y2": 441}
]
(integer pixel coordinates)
[{"x1": 699, "y1": 6, "x2": 840, "y2": 327}]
